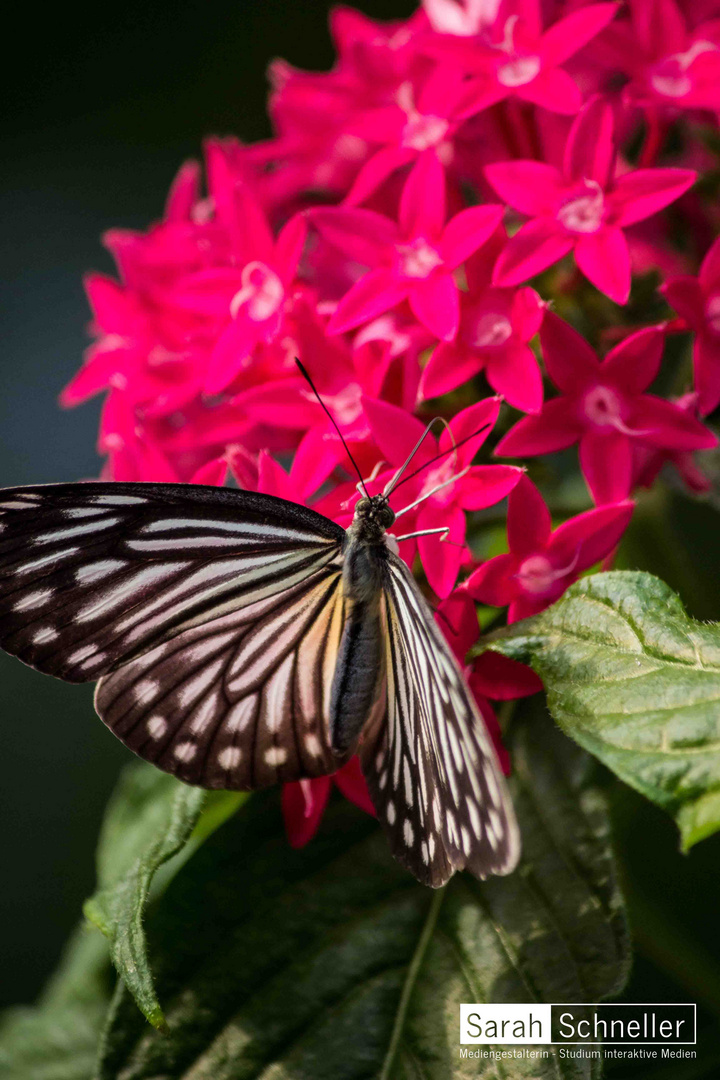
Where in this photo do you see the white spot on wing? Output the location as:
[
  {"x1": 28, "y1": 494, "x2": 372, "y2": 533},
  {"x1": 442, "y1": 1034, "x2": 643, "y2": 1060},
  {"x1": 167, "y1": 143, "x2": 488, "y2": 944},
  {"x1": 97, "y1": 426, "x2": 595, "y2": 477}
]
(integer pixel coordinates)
[
  {"x1": 33, "y1": 518, "x2": 121, "y2": 543},
  {"x1": 304, "y1": 734, "x2": 322, "y2": 757},
  {"x1": 265, "y1": 746, "x2": 288, "y2": 767},
  {"x1": 403, "y1": 819, "x2": 414, "y2": 846},
  {"x1": 386, "y1": 801, "x2": 396, "y2": 825},
  {"x1": 32, "y1": 625, "x2": 58, "y2": 645},
  {"x1": 218, "y1": 746, "x2": 242, "y2": 769},
  {"x1": 174, "y1": 741, "x2": 196, "y2": 762},
  {"x1": 134, "y1": 678, "x2": 159, "y2": 702},
  {"x1": 147, "y1": 716, "x2": 167, "y2": 739},
  {"x1": 13, "y1": 589, "x2": 52, "y2": 612},
  {"x1": 76, "y1": 560, "x2": 127, "y2": 585}
]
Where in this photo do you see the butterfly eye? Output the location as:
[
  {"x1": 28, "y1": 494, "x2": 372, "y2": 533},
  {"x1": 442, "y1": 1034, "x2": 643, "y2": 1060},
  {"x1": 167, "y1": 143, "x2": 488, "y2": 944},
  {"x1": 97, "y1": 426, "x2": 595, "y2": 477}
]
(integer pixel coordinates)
[
  {"x1": 378, "y1": 505, "x2": 395, "y2": 528},
  {"x1": 356, "y1": 497, "x2": 371, "y2": 514}
]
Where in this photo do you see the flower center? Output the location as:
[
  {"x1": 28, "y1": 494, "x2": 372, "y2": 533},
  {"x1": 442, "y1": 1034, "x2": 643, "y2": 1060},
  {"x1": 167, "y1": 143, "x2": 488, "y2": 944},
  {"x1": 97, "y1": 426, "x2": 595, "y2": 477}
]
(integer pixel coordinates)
[
  {"x1": 582, "y1": 384, "x2": 623, "y2": 427},
  {"x1": 557, "y1": 181, "x2": 605, "y2": 234},
  {"x1": 396, "y1": 237, "x2": 443, "y2": 279},
  {"x1": 706, "y1": 293, "x2": 720, "y2": 334},
  {"x1": 515, "y1": 554, "x2": 557, "y2": 595},
  {"x1": 497, "y1": 54, "x2": 541, "y2": 87},
  {"x1": 469, "y1": 311, "x2": 513, "y2": 348},
  {"x1": 402, "y1": 112, "x2": 451, "y2": 151},
  {"x1": 229, "y1": 261, "x2": 284, "y2": 322},
  {"x1": 650, "y1": 42, "x2": 717, "y2": 99}
]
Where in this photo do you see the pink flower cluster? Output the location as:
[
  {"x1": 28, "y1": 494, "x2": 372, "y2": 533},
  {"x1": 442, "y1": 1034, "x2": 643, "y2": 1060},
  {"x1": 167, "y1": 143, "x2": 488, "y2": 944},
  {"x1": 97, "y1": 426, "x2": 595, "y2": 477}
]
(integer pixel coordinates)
[{"x1": 65, "y1": 0, "x2": 720, "y2": 844}]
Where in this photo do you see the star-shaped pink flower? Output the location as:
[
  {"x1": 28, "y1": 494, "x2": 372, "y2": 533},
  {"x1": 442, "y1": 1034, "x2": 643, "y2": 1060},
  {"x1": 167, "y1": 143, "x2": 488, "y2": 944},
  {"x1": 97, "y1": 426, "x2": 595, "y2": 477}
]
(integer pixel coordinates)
[
  {"x1": 425, "y1": 1, "x2": 618, "y2": 115},
  {"x1": 364, "y1": 395, "x2": 522, "y2": 597},
  {"x1": 495, "y1": 313, "x2": 717, "y2": 504},
  {"x1": 419, "y1": 229, "x2": 546, "y2": 413},
  {"x1": 486, "y1": 96, "x2": 697, "y2": 303},
  {"x1": 311, "y1": 152, "x2": 504, "y2": 341},
  {"x1": 464, "y1": 475, "x2": 634, "y2": 622},
  {"x1": 662, "y1": 234, "x2": 720, "y2": 415},
  {"x1": 601, "y1": 0, "x2": 720, "y2": 113}
]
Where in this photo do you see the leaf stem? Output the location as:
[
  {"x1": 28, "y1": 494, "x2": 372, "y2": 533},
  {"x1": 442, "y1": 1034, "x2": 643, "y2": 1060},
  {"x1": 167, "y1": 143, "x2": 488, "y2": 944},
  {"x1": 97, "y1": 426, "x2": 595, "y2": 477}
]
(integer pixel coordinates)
[{"x1": 379, "y1": 887, "x2": 446, "y2": 1080}]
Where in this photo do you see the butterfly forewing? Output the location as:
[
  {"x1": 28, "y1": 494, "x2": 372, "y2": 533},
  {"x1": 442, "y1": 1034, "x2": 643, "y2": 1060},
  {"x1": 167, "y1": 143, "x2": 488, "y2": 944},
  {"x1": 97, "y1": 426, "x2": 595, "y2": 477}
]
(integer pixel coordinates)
[
  {"x1": 0, "y1": 483, "x2": 344, "y2": 682},
  {"x1": 360, "y1": 552, "x2": 520, "y2": 888}
]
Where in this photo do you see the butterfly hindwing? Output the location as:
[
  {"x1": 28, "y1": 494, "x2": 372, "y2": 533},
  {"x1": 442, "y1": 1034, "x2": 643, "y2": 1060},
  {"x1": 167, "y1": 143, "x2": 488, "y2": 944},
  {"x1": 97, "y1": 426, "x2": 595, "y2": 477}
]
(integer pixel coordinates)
[
  {"x1": 0, "y1": 482, "x2": 345, "y2": 682},
  {"x1": 94, "y1": 564, "x2": 350, "y2": 788},
  {"x1": 361, "y1": 552, "x2": 520, "y2": 888}
]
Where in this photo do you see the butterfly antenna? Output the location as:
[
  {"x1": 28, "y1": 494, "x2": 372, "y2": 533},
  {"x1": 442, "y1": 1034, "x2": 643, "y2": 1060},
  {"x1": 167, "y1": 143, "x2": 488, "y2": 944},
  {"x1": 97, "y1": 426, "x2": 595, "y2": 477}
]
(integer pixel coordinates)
[
  {"x1": 382, "y1": 417, "x2": 448, "y2": 499},
  {"x1": 391, "y1": 423, "x2": 491, "y2": 494},
  {"x1": 295, "y1": 358, "x2": 370, "y2": 498}
]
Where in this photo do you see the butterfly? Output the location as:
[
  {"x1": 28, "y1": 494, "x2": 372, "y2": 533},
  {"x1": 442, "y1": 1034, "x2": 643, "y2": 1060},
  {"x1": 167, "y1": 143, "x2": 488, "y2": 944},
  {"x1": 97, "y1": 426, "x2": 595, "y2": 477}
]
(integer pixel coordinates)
[{"x1": 0, "y1": 416, "x2": 520, "y2": 888}]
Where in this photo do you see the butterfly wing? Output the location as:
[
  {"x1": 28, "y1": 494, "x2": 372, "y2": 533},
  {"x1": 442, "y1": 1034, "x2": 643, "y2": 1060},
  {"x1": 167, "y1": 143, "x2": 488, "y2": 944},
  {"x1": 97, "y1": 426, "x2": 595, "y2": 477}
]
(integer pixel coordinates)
[
  {"x1": 95, "y1": 563, "x2": 349, "y2": 788},
  {"x1": 360, "y1": 551, "x2": 520, "y2": 888},
  {"x1": 0, "y1": 482, "x2": 351, "y2": 787},
  {"x1": 0, "y1": 483, "x2": 344, "y2": 680}
]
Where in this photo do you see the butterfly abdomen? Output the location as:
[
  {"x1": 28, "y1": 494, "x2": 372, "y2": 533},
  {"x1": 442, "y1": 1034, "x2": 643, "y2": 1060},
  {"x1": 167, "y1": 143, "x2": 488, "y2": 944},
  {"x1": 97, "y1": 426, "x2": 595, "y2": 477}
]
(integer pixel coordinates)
[{"x1": 329, "y1": 535, "x2": 386, "y2": 755}]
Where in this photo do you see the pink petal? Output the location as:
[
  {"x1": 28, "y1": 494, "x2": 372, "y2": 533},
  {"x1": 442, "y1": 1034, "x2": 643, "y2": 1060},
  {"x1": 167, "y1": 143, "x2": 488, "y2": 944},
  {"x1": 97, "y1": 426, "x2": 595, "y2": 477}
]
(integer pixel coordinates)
[
  {"x1": 334, "y1": 758, "x2": 376, "y2": 817},
  {"x1": 509, "y1": 595, "x2": 558, "y2": 623},
  {"x1": 345, "y1": 146, "x2": 415, "y2": 207},
  {"x1": 699, "y1": 235, "x2": 720, "y2": 291},
  {"x1": 562, "y1": 95, "x2": 616, "y2": 187},
  {"x1": 459, "y1": 465, "x2": 523, "y2": 511},
  {"x1": 493, "y1": 219, "x2": 574, "y2": 287},
  {"x1": 282, "y1": 777, "x2": 332, "y2": 848},
  {"x1": 275, "y1": 213, "x2": 307, "y2": 283},
  {"x1": 191, "y1": 457, "x2": 228, "y2": 487},
  {"x1": 549, "y1": 500, "x2": 634, "y2": 571},
  {"x1": 661, "y1": 277, "x2": 705, "y2": 327},
  {"x1": 484, "y1": 161, "x2": 565, "y2": 217},
  {"x1": 435, "y1": 590, "x2": 480, "y2": 662},
  {"x1": 507, "y1": 474, "x2": 552, "y2": 555},
  {"x1": 470, "y1": 651, "x2": 543, "y2": 701},
  {"x1": 60, "y1": 346, "x2": 130, "y2": 407},
  {"x1": 541, "y1": 3, "x2": 619, "y2": 65},
  {"x1": 485, "y1": 341, "x2": 544, "y2": 413},
  {"x1": 311, "y1": 207, "x2": 398, "y2": 267},
  {"x1": 442, "y1": 397, "x2": 501, "y2": 462},
  {"x1": 610, "y1": 169, "x2": 697, "y2": 227},
  {"x1": 399, "y1": 151, "x2": 446, "y2": 241},
  {"x1": 164, "y1": 159, "x2": 201, "y2": 222},
  {"x1": 519, "y1": 67, "x2": 582, "y2": 115},
  {"x1": 419, "y1": 341, "x2": 485, "y2": 401},
  {"x1": 257, "y1": 451, "x2": 296, "y2": 501},
  {"x1": 630, "y1": 396, "x2": 718, "y2": 450},
  {"x1": 439, "y1": 204, "x2": 505, "y2": 269},
  {"x1": 602, "y1": 326, "x2": 665, "y2": 393},
  {"x1": 575, "y1": 227, "x2": 631, "y2": 304},
  {"x1": 362, "y1": 395, "x2": 431, "y2": 468},
  {"x1": 512, "y1": 286, "x2": 545, "y2": 341},
  {"x1": 464, "y1": 552, "x2": 517, "y2": 606},
  {"x1": 328, "y1": 269, "x2": 409, "y2": 336},
  {"x1": 694, "y1": 333, "x2": 720, "y2": 416},
  {"x1": 84, "y1": 274, "x2": 145, "y2": 335},
  {"x1": 579, "y1": 429, "x2": 633, "y2": 503},
  {"x1": 630, "y1": 0, "x2": 687, "y2": 60},
  {"x1": 205, "y1": 315, "x2": 258, "y2": 395},
  {"x1": 540, "y1": 311, "x2": 600, "y2": 392},
  {"x1": 495, "y1": 397, "x2": 583, "y2": 457},
  {"x1": 465, "y1": 226, "x2": 507, "y2": 293},
  {"x1": 289, "y1": 428, "x2": 345, "y2": 499},
  {"x1": 409, "y1": 272, "x2": 460, "y2": 341},
  {"x1": 417, "y1": 502, "x2": 466, "y2": 598}
]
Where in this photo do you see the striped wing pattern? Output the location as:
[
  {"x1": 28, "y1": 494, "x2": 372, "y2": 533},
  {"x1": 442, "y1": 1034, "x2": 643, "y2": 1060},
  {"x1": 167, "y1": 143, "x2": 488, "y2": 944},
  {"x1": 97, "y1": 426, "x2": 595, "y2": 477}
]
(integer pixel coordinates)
[
  {"x1": 0, "y1": 483, "x2": 348, "y2": 786},
  {"x1": 360, "y1": 552, "x2": 520, "y2": 888}
]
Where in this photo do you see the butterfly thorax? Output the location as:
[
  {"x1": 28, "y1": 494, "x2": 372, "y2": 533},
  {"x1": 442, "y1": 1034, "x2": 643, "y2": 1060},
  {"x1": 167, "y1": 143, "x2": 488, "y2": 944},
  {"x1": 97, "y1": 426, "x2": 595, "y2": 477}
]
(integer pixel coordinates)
[{"x1": 343, "y1": 495, "x2": 395, "y2": 603}]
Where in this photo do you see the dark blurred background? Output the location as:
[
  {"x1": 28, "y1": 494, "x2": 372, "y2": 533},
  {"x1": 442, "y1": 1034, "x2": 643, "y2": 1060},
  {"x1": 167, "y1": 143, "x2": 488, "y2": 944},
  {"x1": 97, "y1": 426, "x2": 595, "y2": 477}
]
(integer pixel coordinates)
[
  {"x1": 3, "y1": 12, "x2": 720, "y2": 1077},
  {"x1": 0, "y1": 0, "x2": 415, "y2": 1008}
]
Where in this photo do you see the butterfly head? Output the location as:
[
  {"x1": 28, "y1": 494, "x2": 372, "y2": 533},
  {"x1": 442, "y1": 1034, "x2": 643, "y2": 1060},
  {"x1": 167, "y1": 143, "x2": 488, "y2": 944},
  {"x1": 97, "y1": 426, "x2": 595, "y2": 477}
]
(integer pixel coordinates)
[{"x1": 352, "y1": 494, "x2": 395, "y2": 543}]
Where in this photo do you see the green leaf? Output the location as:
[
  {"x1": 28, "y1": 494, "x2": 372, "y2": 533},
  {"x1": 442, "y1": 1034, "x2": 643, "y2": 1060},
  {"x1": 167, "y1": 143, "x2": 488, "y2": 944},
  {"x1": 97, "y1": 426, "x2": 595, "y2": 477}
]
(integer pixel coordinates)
[
  {"x1": 482, "y1": 570, "x2": 720, "y2": 851},
  {"x1": 97, "y1": 704, "x2": 628, "y2": 1080},
  {"x1": 83, "y1": 760, "x2": 245, "y2": 1029},
  {"x1": 0, "y1": 923, "x2": 112, "y2": 1080}
]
